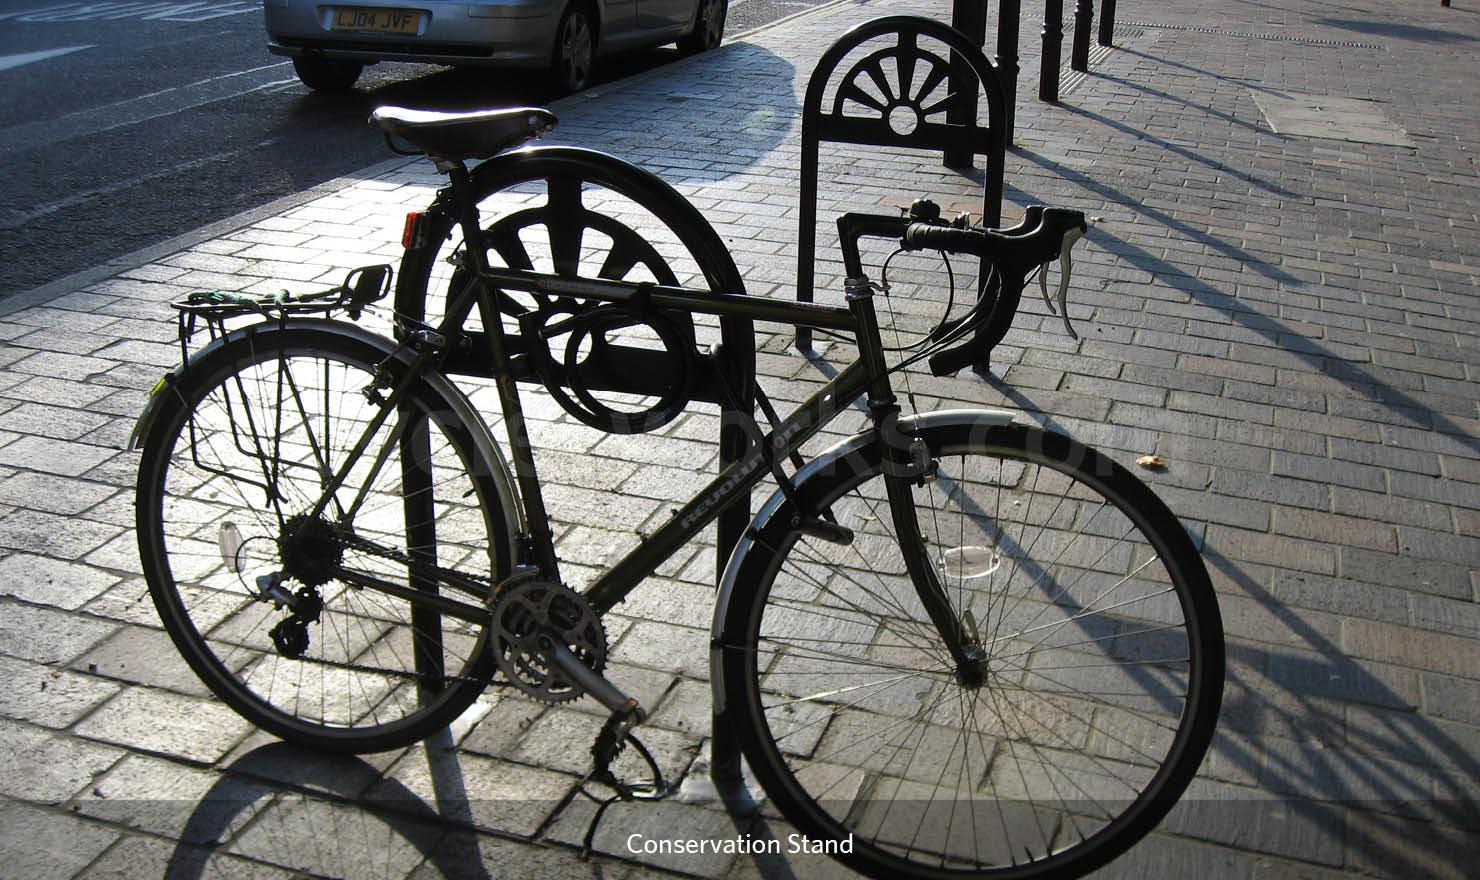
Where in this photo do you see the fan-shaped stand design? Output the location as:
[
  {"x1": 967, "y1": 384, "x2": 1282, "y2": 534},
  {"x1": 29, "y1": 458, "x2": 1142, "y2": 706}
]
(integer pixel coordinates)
[{"x1": 794, "y1": 16, "x2": 1007, "y2": 355}]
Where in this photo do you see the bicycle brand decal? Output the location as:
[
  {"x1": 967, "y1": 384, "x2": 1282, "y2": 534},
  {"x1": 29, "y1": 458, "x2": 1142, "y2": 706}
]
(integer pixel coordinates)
[{"x1": 677, "y1": 419, "x2": 805, "y2": 531}]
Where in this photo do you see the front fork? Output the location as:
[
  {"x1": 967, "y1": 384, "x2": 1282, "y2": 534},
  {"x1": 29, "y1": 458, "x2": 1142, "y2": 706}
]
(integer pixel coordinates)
[{"x1": 846, "y1": 276, "x2": 986, "y2": 686}]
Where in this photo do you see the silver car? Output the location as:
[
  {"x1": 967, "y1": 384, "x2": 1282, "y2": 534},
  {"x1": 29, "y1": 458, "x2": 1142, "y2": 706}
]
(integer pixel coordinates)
[{"x1": 264, "y1": 0, "x2": 727, "y2": 93}]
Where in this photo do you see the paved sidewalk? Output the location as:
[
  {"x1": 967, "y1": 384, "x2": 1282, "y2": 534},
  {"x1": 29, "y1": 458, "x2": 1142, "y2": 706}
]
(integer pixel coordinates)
[{"x1": 1, "y1": 0, "x2": 1477, "y2": 877}]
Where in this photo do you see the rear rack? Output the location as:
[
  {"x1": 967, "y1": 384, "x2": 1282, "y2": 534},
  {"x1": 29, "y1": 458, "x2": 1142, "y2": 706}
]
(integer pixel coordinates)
[{"x1": 169, "y1": 264, "x2": 393, "y2": 363}]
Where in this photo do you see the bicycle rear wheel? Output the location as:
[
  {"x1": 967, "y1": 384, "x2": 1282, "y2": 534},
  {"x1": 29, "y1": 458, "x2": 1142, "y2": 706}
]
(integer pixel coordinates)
[
  {"x1": 717, "y1": 422, "x2": 1223, "y2": 878},
  {"x1": 135, "y1": 323, "x2": 514, "y2": 752}
]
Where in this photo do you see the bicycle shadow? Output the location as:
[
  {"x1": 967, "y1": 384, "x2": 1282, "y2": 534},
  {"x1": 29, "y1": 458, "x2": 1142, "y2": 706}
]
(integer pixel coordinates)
[
  {"x1": 964, "y1": 373, "x2": 1478, "y2": 876},
  {"x1": 1169, "y1": 547, "x2": 1480, "y2": 880},
  {"x1": 160, "y1": 736, "x2": 474, "y2": 879}
]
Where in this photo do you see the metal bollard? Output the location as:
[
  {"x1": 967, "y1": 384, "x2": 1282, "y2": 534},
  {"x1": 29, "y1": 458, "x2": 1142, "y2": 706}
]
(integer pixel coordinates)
[
  {"x1": 945, "y1": 0, "x2": 988, "y2": 168},
  {"x1": 1071, "y1": 0, "x2": 1093, "y2": 71},
  {"x1": 1098, "y1": 0, "x2": 1117, "y2": 45},
  {"x1": 998, "y1": 0, "x2": 1021, "y2": 144},
  {"x1": 1041, "y1": 0, "x2": 1063, "y2": 101}
]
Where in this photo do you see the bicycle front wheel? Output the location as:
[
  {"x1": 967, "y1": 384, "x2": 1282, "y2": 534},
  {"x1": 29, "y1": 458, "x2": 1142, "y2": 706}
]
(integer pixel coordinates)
[
  {"x1": 135, "y1": 323, "x2": 515, "y2": 752},
  {"x1": 718, "y1": 422, "x2": 1223, "y2": 879}
]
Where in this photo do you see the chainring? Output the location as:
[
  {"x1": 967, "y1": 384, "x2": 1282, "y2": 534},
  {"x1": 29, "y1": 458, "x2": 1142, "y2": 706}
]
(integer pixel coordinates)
[{"x1": 490, "y1": 579, "x2": 607, "y2": 704}]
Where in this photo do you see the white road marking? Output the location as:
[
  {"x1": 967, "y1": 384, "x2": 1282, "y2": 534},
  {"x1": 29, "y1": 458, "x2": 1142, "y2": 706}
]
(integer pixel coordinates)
[
  {"x1": 0, "y1": 45, "x2": 93, "y2": 72},
  {"x1": 0, "y1": 62, "x2": 296, "y2": 160}
]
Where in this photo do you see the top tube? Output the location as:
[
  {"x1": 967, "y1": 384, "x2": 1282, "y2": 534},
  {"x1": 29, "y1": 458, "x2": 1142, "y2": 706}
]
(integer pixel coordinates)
[{"x1": 473, "y1": 265, "x2": 861, "y2": 334}]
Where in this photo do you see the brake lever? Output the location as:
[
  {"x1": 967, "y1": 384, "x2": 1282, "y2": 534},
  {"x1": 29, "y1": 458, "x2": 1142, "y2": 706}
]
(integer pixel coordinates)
[{"x1": 1037, "y1": 226, "x2": 1085, "y2": 340}]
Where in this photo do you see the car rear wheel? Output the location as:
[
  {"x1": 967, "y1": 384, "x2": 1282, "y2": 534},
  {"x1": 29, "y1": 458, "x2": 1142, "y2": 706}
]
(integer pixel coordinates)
[
  {"x1": 677, "y1": 0, "x2": 725, "y2": 53},
  {"x1": 292, "y1": 57, "x2": 364, "y2": 91},
  {"x1": 551, "y1": 4, "x2": 596, "y2": 93}
]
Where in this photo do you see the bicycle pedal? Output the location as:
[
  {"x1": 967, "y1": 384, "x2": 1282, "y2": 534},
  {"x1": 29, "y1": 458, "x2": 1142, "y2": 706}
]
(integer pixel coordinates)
[{"x1": 589, "y1": 708, "x2": 667, "y2": 802}]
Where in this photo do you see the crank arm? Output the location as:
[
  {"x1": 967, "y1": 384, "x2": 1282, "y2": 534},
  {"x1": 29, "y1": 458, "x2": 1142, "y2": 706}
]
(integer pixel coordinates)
[{"x1": 543, "y1": 636, "x2": 643, "y2": 718}]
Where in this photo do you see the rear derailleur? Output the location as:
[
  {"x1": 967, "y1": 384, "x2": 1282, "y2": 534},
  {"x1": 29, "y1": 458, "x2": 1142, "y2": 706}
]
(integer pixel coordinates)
[{"x1": 254, "y1": 572, "x2": 324, "y2": 660}]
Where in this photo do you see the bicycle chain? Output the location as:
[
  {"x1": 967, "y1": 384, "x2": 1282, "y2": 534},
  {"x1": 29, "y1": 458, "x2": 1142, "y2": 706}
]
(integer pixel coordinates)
[
  {"x1": 338, "y1": 532, "x2": 499, "y2": 591},
  {"x1": 264, "y1": 647, "x2": 485, "y2": 686}
]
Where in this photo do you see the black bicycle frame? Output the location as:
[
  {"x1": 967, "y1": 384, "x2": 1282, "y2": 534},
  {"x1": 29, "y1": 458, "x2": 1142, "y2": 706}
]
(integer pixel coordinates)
[
  {"x1": 431, "y1": 163, "x2": 978, "y2": 668},
  {"x1": 460, "y1": 260, "x2": 872, "y2": 614},
  {"x1": 315, "y1": 163, "x2": 978, "y2": 670}
]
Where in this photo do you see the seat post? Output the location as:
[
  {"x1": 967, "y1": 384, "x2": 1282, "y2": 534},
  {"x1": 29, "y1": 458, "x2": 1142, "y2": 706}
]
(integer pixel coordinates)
[{"x1": 439, "y1": 160, "x2": 489, "y2": 272}]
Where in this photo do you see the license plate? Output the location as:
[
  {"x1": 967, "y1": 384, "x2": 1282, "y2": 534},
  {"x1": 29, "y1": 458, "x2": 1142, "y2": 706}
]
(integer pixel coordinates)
[{"x1": 330, "y1": 8, "x2": 421, "y2": 34}]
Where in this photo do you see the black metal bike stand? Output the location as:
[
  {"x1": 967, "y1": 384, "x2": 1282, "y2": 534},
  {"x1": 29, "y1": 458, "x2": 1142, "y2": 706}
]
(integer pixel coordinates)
[
  {"x1": 1045, "y1": 0, "x2": 1113, "y2": 98},
  {"x1": 708, "y1": 345, "x2": 754, "y2": 787},
  {"x1": 389, "y1": 154, "x2": 759, "y2": 783},
  {"x1": 1098, "y1": 0, "x2": 1118, "y2": 46},
  {"x1": 793, "y1": 15, "x2": 1009, "y2": 354}
]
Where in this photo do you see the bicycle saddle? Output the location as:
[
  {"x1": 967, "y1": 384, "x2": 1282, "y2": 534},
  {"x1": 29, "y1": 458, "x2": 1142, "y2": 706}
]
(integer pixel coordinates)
[{"x1": 370, "y1": 106, "x2": 557, "y2": 160}]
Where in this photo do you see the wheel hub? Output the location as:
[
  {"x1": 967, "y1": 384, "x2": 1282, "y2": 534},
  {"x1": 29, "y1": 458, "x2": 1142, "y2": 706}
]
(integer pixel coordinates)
[
  {"x1": 278, "y1": 514, "x2": 347, "y2": 588},
  {"x1": 953, "y1": 609, "x2": 989, "y2": 689},
  {"x1": 955, "y1": 650, "x2": 989, "y2": 689}
]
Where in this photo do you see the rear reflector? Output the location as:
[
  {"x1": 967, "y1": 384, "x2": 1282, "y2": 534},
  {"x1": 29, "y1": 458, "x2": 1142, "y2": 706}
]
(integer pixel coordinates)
[{"x1": 402, "y1": 212, "x2": 420, "y2": 249}]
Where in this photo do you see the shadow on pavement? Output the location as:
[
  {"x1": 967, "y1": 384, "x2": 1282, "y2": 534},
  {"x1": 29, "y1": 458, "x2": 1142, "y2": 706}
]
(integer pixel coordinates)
[
  {"x1": 1310, "y1": 17, "x2": 1480, "y2": 43},
  {"x1": 1012, "y1": 147, "x2": 1480, "y2": 459}
]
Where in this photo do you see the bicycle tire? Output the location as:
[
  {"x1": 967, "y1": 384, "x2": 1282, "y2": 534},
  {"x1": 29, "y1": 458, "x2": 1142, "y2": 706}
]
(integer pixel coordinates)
[
  {"x1": 135, "y1": 322, "x2": 515, "y2": 753},
  {"x1": 717, "y1": 420, "x2": 1223, "y2": 879}
]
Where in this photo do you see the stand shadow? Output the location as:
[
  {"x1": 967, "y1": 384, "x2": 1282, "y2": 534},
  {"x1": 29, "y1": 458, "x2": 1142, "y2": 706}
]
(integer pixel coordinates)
[
  {"x1": 1310, "y1": 16, "x2": 1480, "y2": 43},
  {"x1": 160, "y1": 734, "x2": 622, "y2": 879},
  {"x1": 1013, "y1": 146, "x2": 1480, "y2": 458}
]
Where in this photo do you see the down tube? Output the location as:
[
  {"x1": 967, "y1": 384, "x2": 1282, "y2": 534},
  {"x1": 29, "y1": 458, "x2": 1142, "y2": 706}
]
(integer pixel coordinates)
[{"x1": 583, "y1": 360, "x2": 871, "y2": 612}]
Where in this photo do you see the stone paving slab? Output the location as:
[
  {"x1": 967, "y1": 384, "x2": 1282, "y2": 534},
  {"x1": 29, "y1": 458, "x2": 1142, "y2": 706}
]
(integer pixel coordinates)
[{"x1": 0, "y1": 0, "x2": 1477, "y2": 877}]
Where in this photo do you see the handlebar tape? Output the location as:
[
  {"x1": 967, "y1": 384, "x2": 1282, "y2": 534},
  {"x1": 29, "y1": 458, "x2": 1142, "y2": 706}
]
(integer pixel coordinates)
[
  {"x1": 902, "y1": 206, "x2": 1087, "y2": 275},
  {"x1": 905, "y1": 206, "x2": 1088, "y2": 377}
]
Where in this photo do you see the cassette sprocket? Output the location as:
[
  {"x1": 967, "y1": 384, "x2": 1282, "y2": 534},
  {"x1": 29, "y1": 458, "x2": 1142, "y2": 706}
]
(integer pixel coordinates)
[{"x1": 490, "y1": 579, "x2": 607, "y2": 704}]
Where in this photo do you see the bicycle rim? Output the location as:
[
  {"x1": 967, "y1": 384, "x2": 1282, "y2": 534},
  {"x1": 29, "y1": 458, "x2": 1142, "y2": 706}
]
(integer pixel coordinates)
[
  {"x1": 725, "y1": 423, "x2": 1222, "y2": 878},
  {"x1": 136, "y1": 327, "x2": 509, "y2": 752}
]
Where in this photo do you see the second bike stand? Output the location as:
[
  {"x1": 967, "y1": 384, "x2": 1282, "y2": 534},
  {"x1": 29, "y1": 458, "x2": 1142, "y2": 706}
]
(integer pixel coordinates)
[
  {"x1": 792, "y1": 15, "x2": 1009, "y2": 368},
  {"x1": 708, "y1": 12, "x2": 1012, "y2": 794}
]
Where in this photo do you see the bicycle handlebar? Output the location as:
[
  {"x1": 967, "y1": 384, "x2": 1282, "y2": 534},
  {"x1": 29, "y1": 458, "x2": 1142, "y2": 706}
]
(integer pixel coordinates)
[{"x1": 837, "y1": 203, "x2": 1088, "y2": 376}]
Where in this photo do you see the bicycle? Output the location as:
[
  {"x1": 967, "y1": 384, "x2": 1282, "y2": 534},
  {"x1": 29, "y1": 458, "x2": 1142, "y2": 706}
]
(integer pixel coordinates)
[{"x1": 132, "y1": 105, "x2": 1224, "y2": 880}]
